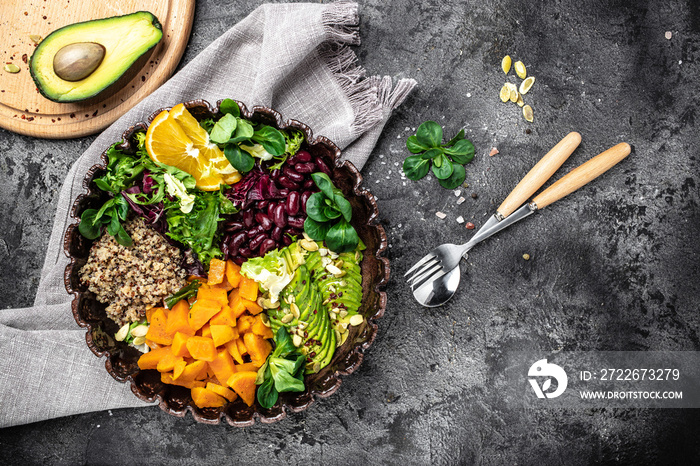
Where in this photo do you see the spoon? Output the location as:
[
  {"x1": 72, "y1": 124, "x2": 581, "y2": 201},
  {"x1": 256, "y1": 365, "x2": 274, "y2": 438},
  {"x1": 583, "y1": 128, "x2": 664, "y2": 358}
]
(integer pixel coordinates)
[{"x1": 410, "y1": 142, "x2": 631, "y2": 307}]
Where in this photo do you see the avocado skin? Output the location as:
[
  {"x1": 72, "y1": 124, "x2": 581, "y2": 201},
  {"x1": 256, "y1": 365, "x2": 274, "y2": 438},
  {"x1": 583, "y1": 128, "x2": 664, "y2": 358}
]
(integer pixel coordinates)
[{"x1": 29, "y1": 11, "x2": 163, "y2": 103}]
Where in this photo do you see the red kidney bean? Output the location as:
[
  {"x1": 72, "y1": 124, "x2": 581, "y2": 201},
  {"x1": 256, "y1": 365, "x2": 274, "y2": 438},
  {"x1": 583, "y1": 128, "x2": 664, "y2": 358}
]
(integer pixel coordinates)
[
  {"x1": 315, "y1": 156, "x2": 331, "y2": 175},
  {"x1": 295, "y1": 162, "x2": 316, "y2": 174},
  {"x1": 287, "y1": 215, "x2": 305, "y2": 229},
  {"x1": 267, "y1": 201, "x2": 277, "y2": 218},
  {"x1": 255, "y1": 212, "x2": 273, "y2": 231},
  {"x1": 270, "y1": 169, "x2": 281, "y2": 180},
  {"x1": 271, "y1": 225, "x2": 284, "y2": 241},
  {"x1": 246, "y1": 224, "x2": 264, "y2": 238},
  {"x1": 229, "y1": 232, "x2": 247, "y2": 256},
  {"x1": 278, "y1": 175, "x2": 301, "y2": 190},
  {"x1": 221, "y1": 241, "x2": 229, "y2": 257},
  {"x1": 301, "y1": 190, "x2": 313, "y2": 210},
  {"x1": 286, "y1": 191, "x2": 300, "y2": 216},
  {"x1": 259, "y1": 238, "x2": 277, "y2": 255},
  {"x1": 233, "y1": 256, "x2": 245, "y2": 266},
  {"x1": 295, "y1": 150, "x2": 312, "y2": 163},
  {"x1": 282, "y1": 235, "x2": 293, "y2": 246},
  {"x1": 239, "y1": 247, "x2": 254, "y2": 258},
  {"x1": 224, "y1": 221, "x2": 244, "y2": 232},
  {"x1": 242, "y1": 210, "x2": 255, "y2": 228},
  {"x1": 273, "y1": 204, "x2": 287, "y2": 228},
  {"x1": 256, "y1": 200, "x2": 269, "y2": 211},
  {"x1": 303, "y1": 178, "x2": 316, "y2": 190},
  {"x1": 278, "y1": 188, "x2": 289, "y2": 197},
  {"x1": 249, "y1": 233, "x2": 268, "y2": 251},
  {"x1": 283, "y1": 166, "x2": 305, "y2": 183},
  {"x1": 286, "y1": 227, "x2": 304, "y2": 237}
]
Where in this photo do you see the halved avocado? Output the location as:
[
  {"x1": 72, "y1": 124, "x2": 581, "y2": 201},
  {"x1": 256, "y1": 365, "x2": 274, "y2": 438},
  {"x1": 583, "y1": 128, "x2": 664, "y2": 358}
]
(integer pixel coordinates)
[{"x1": 29, "y1": 11, "x2": 163, "y2": 103}]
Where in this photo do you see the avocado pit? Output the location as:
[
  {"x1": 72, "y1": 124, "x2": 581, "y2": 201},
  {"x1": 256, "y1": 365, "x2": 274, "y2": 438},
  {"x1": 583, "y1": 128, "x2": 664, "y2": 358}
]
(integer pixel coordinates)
[{"x1": 53, "y1": 42, "x2": 105, "y2": 82}]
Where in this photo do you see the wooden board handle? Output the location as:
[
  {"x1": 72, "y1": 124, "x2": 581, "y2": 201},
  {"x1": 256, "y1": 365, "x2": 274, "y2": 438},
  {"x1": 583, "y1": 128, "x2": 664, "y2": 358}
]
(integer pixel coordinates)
[
  {"x1": 497, "y1": 132, "x2": 581, "y2": 218},
  {"x1": 532, "y1": 142, "x2": 631, "y2": 209}
]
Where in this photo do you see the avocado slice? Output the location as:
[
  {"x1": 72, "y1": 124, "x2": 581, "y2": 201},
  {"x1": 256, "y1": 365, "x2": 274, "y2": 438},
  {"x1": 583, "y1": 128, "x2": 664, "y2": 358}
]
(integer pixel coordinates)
[{"x1": 29, "y1": 11, "x2": 163, "y2": 103}]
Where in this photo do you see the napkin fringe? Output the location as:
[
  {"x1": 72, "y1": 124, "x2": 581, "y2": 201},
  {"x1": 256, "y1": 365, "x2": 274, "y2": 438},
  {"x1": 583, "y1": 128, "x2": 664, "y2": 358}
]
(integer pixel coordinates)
[{"x1": 322, "y1": 1, "x2": 361, "y2": 46}]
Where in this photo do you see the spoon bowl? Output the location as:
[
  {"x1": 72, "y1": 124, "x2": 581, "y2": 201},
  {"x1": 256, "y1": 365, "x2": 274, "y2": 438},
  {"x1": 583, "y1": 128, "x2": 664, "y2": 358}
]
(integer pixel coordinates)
[{"x1": 411, "y1": 263, "x2": 462, "y2": 307}]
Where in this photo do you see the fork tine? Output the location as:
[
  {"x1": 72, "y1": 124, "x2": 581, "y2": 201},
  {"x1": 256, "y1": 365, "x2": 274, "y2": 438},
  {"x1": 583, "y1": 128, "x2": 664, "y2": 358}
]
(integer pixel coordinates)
[
  {"x1": 407, "y1": 261, "x2": 443, "y2": 287},
  {"x1": 411, "y1": 267, "x2": 447, "y2": 292},
  {"x1": 404, "y1": 254, "x2": 438, "y2": 278}
]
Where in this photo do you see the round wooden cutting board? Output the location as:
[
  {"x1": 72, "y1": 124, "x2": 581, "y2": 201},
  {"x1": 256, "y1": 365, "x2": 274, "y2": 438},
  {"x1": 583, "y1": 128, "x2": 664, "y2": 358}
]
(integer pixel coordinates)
[{"x1": 0, "y1": 0, "x2": 195, "y2": 139}]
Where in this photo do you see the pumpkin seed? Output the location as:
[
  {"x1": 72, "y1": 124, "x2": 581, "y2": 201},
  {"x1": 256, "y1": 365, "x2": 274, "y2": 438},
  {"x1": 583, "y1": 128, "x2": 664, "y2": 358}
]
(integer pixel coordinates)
[
  {"x1": 115, "y1": 323, "x2": 130, "y2": 341},
  {"x1": 313, "y1": 362, "x2": 321, "y2": 373},
  {"x1": 281, "y1": 313, "x2": 294, "y2": 324},
  {"x1": 499, "y1": 84, "x2": 510, "y2": 102},
  {"x1": 325, "y1": 264, "x2": 343, "y2": 276},
  {"x1": 29, "y1": 34, "x2": 42, "y2": 44},
  {"x1": 290, "y1": 302, "x2": 300, "y2": 318},
  {"x1": 523, "y1": 105, "x2": 534, "y2": 122},
  {"x1": 339, "y1": 310, "x2": 348, "y2": 318},
  {"x1": 509, "y1": 89, "x2": 519, "y2": 103},
  {"x1": 297, "y1": 320, "x2": 307, "y2": 330},
  {"x1": 130, "y1": 325, "x2": 149, "y2": 338},
  {"x1": 501, "y1": 55, "x2": 512, "y2": 74},
  {"x1": 319, "y1": 248, "x2": 329, "y2": 257},
  {"x1": 261, "y1": 314, "x2": 271, "y2": 327},
  {"x1": 349, "y1": 315, "x2": 364, "y2": 326},
  {"x1": 4, "y1": 64, "x2": 19, "y2": 73},
  {"x1": 132, "y1": 336, "x2": 146, "y2": 346},
  {"x1": 516, "y1": 93, "x2": 525, "y2": 107},
  {"x1": 299, "y1": 239, "x2": 319, "y2": 251},
  {"x1": 302, "y1": 232, "x2": 312, "y2": 241},
  {"x1": 514, "y1": 60, "x2": 527, "y2": 79},
  {"x1": 334, "y1": 329, "x2": 342, "y2": 345},
  {"x1": 340, "y1": 332, "x2": 349, "y2": 345},
  {"x1": 519, "y1": 76, "x2": 535, "y2": 95},
  {"x1": 292, "y1": 334, "x2": 303, "y2": 347}
]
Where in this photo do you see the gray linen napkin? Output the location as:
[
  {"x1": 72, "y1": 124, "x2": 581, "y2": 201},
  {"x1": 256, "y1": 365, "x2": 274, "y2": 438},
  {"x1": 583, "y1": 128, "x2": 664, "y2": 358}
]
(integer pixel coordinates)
[{"x1": 0, "y1": 1, "x2": 415, "y2": 428}]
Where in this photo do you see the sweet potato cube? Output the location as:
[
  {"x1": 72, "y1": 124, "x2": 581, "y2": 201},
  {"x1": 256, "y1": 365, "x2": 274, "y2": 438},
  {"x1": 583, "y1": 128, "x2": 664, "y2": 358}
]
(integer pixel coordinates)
[
  {"x1": 242, "y1": 298, "x2": 263, "y2": 316},
  {"x1": 251, "y1": 315, "x2": 274, "y2": 339},
  {"x1": 236, "y1": 337, "x2": 247, "y2": 356},
  {"x1": 208, "y1": 349, "x2": 236, "y2": 386},
  {"x1": 137, "y1": 346, "x2": 172, "y2": 370},
  {"x1": 210, "y1": 306, "x2": 237, "y2": 327},
  {"x1": 199, "y1": 323, "x2": 212, "y2": 339},
  {"x1": 171, "y1": 332, "x2": 192, "y2": 358},
  {"x1": 234, "y1": 362, "x2": 261, "y2": 373},
  {"x1": 188, "y1": 299, "x2": 221, "y2": 331},
  {"x1": 197, "y1": 287, "x2": 229, "y2": 307},
  {"x1": 156, "y1": 352, "x2": 182, "y2": 373},
  {"x1": 225, "y1": 260, "x2": 242, "y2": 288},
  {"x1": 161, "y1": 371, "x2": 205, "y2": 389},
  {"x1": 186, "y1": 336, "x2": 217, "y2": 362},
  {"x1": 211, "y1": 276, "x2": 234, "y2": 292},
  {"x1": 172, "y1": 359, "x2": 187, "y2": 380},
  {"x1": 228, "y1": 290, "x2": 248, "y2": 319},
  {"x1": 237, "y1": 315, "x2": 255, "y2": 335},
  {"x1": 210, "y1": 324, "x2": 236, "y2": 347},
  {"x1": 206, "y1": 382, "x2": 238, "y2": 402},
  {"x1": 207, "y1": 258, "x2": 227, "y2": 286},
  {"x1": 227, "y1": 371, "x2": 258, "y2": 407},
  {"x1": 146, "y1": 308, "x2": 173, "y2": 345},
  {"x1": 225, "y1": 339, "x2": 245, "y2": 364},
  {"x1": 179, "y1": 360, "x2": 207, "y2": 384},
  {"x1": 244, "y1": 332, "x2": 272, "y2": 367},
  {"x1": 239, "y1": 276, "x2": 259, "y2": 301},
  {"x1": 191, "y1": 386, "x2": 227, "y2": 408},
  {"x1": 166, "y1": 300, "x2": 195, "y2": 337}
]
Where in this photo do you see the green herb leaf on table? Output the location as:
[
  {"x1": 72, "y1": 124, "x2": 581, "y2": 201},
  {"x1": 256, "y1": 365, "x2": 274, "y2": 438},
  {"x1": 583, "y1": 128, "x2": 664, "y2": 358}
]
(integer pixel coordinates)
[{"x1": 402, "y1": 121, "x2": 476, "y2": 189}]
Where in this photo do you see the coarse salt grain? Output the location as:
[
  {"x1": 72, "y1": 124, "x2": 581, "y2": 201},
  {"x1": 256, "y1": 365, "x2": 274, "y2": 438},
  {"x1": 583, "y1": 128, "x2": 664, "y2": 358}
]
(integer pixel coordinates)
[
  {"x1": 665, "y1": 31, "x2": 672, "y2": 40},
  {"x1": 453, "y1": 189, "x2": 461, "y2": 197},
  {"x1": 435, "y1": 211, "x2": 447, "y2": 219},
  {"x1": 456, "y1": 216, "x2": 465, "y2": 224}
]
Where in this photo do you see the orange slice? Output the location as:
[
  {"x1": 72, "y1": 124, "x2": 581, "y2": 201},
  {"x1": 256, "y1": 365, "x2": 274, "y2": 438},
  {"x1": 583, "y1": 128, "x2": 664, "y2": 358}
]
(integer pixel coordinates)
[{"x1": 145, "y1": 105, "x2": 241, "y2": 191}]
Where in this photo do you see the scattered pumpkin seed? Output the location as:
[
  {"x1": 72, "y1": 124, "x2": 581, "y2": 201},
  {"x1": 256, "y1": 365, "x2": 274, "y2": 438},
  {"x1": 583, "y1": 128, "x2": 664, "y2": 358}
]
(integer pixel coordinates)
[
  {"x1": 292, "y1": 334, "x2": 303, "y2": 347},
  {"x1": 297, "y1": 320, "x2": 307, "y2": 330},
  {"x1": 335, "y1": 329, "x2": 342, "y2": 344},
  {"x1": 4, "y1": 63, "x2": 20, "y2": 73},
  {"x1": 340, "y1": 332, "x2": 349, "y2": 345},
  {"x1": 281, "y1": 313, "x2": 294, "y2": 324},
  {"x1": 514, "y1": 60, "x2": 527, "y2": 79},
  {"x1": 261, "y1": 313, "x2": 271, "y2": 327},
  {"x1": 339, "y1": 310, "x2": 349, "y2": 318},
  {"x1": 290, "y1": 302, "x2": 300, "y2": 318},
  {"x1": 130, "y1": 325, "x2": 149, "y2": 338},
  {"x1": 313, "y1": 362, "x2": 321, "y2": 373},
  {"x1": 509, "y1": 89, "x2": 519, "y2": 103},
  {"x1": 299, "y1": 239, "x2": 319, "y2": 251},
  {"x1": 519, "y1": 76, "x2": 535, "y2": 95},
  {"x1": 132, "y1": 336, "x2": 147, "y2": 346},
  {"x1": 349, "y1": 315, "x2": 364, "y2": 326},
  {"x1": 325, "y1": 264, "x2": 343, "y2": 277},
  {"x1": 499, "y1": 84, "x2": 510, "y2": 102},
  {"x1": 501, "y1": 55, "x2": 512, "y2": 74},
  {"x1": 115, "y1": 323, "x2": 130, "y2": 342},
  {"x1": 523, "y1": 105, "x2": 534, "y2": 122},
  {"x1": 516, "y1": 93, "x2": 525, "y2": 107},
  {"x1": 29, "y1": 34, "x2": 42, "y2": 44},
  {"x1": 319, "y1": 248, "x2": 329, "y2": 257}
]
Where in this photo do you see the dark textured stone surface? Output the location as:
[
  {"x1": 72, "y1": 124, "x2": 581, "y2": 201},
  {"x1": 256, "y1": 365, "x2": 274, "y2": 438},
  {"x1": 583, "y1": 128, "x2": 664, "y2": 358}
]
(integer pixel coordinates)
[{"x1": 1, "y1": 0, "x2": 699, "y2": 464}]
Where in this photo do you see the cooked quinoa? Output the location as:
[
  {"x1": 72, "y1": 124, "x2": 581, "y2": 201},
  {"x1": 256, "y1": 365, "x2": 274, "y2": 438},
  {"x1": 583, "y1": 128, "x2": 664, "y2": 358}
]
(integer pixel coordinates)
[{"x1": 80, "y1": 217, "x2": 187, "y2": 326}]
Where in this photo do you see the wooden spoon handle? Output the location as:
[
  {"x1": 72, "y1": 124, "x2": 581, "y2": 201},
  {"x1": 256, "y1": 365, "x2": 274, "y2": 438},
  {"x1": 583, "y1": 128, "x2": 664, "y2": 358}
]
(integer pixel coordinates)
[
  {"x1": 497, "y1": 132, "x2": 581, "y2": 218},
  {"x1": 532, "y1": 142, "x2": 631, "y2": 209}
]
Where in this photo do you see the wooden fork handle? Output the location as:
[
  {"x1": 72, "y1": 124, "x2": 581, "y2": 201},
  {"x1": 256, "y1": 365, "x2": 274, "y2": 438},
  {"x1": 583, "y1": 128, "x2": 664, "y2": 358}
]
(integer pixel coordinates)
[
  {"x1": 532, "y1": 142, "x2": 631, "y2": 209},
  {"x1": 497, "y1": 132, "x2": 581, "y2": 218}
]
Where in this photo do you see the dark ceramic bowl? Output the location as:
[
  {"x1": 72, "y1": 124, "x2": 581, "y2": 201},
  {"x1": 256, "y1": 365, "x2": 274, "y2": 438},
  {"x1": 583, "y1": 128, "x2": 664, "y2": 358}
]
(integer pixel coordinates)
[{"x1": 63, "y1": 99, "x2": 388, "y2": 426}]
